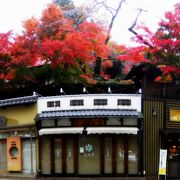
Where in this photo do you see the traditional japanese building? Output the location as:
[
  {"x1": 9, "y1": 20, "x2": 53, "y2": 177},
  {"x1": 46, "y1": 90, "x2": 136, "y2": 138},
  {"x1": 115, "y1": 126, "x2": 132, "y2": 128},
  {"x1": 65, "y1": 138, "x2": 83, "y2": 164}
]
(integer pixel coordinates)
[
  {"x1": 0, "y1": 73, "x2": 179, "y2": 179},
  {"x1": 143, "y1": 82, "x2": 180, "y2": 180},
  {"x1": 0, "y1": 94, "x2": 38, "y2": 177},
  {"x1": 36, "y1": 93, "x2": 143, "y2": 177},
  {"x1": 126, "y1": 63, "x2": 180, "y2": 179}
]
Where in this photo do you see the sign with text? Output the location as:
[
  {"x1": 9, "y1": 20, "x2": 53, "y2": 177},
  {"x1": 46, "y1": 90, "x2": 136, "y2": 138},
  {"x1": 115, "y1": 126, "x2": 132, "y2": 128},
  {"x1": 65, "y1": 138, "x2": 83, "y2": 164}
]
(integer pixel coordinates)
[
  {"x1": 7, "y1": 136, "x2": 22, "y2": 171},
  {"x1": 159, "y1": 149, "x2": 167, "y2": 175}
]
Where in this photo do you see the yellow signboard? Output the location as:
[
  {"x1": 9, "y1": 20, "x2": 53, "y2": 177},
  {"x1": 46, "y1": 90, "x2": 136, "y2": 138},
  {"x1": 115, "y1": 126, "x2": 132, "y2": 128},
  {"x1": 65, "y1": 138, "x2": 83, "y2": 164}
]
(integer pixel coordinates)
[
  {"x1": 159, "y1": 168, "x2": 166, "y2": 175},
  {"x1": 159, "y1": 149, "x2": 167, "y2": 175}
]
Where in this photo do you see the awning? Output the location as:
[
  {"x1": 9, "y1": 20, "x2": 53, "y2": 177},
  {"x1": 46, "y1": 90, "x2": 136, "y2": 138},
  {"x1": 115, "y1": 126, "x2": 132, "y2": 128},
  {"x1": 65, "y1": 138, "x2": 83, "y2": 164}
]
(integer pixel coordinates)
[
  {"x1": 39, "y1": 127, "x2": 83, "y2": 135},
  {"x1": 39, "y1": 127, "x2": 139, "y2": 135},
  {"x1": 86, "y1": 127, "x2": 139, "y2": 135},
  {"x1": 37, "y1": 109, "x2": 140, "y2": 119}
]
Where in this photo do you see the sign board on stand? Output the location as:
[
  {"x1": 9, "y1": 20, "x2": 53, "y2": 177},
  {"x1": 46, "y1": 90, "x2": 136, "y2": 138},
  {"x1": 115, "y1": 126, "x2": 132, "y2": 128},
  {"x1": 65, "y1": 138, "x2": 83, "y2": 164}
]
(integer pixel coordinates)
[{"x1": 158, "y1": 149, "x2": 167, "y2": 180}]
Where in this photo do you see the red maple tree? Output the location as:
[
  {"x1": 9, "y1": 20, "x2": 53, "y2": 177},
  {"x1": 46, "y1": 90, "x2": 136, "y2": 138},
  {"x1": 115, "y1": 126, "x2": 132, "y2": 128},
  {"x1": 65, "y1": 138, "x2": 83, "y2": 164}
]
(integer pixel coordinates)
[
  {"x1": 130, "y1": 3, "x2": 180, "y2": 83},
  {"x1": 0, "y1": 3, "x2": 179, "y2": 86},
  {"x1": 0, "y1": 32, "x2": 15, "y2": 82},
  {"x1": 7, "y1": 3, "x2": 110, "y2": 84}
]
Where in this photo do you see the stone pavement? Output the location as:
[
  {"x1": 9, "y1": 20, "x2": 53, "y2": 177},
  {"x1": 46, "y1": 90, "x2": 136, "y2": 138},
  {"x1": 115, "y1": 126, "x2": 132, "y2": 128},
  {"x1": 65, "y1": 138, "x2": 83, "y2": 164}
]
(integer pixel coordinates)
[{"x1": 0, "y1": 177, "x2": 149, "y2": 180}]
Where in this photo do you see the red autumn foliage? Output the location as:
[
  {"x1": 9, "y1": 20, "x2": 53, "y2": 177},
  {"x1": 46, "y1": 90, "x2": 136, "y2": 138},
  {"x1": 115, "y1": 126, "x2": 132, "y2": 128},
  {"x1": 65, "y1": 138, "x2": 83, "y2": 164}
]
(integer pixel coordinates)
[
  {"x1": 0, "y1": 3, "x2": 109, "y2": 83},
  {"x1": 24, "y1": 3, "x2": 108, "y2": 69},
  {"x1": 0, "y1": 32, "x2": 16, "y2": 81},
  {"x1": 131, "y1": 3, "x2": 180, "y2": 83},
  {"x1": 0, "y1": 2, "x2": 179, "y2": 85},
  {"x1": 117, "y1": 46, "x2": 148, "y2": 63},
  {"x1": 102, "y1": 60, "x2": 113, "y2": 69},
  {"x1": 9, "y1": 35, "x2": 39, "y2": 66}
]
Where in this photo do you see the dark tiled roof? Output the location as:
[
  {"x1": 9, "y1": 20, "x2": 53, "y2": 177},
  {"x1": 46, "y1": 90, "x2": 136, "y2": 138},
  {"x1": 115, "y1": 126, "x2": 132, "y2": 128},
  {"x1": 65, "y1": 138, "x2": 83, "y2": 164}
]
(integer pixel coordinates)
[
  {"x1": 0, "y1": 95, "x2": 38, "y2": 107},
  {"x1": 37, "y1": 109, "x2": 140, "y2": 119}
]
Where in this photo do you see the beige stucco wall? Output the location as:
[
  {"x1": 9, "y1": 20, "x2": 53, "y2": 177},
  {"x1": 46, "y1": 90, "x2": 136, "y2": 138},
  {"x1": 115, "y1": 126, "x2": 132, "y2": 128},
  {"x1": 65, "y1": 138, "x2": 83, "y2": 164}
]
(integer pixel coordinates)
[{"x1": 0, "y1": 104, "x2": 37, "y2": 125}]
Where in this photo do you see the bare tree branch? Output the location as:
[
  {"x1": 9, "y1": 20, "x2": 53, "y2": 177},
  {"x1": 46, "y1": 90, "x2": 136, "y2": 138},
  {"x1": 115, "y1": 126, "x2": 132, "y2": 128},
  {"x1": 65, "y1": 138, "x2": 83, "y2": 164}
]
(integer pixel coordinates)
[
  {"x1": 93, "y1": 0, "x2": 126, "y2": 78},
  {"x1": 92, "y1": 0, "x2": 126, "y2": 44},
  {"x1": 93, "y1": 0, "x2": 116, "y2": 15},
  {"x1": 128, "y1": 8, "x2": 143, "y2": 33},
  {"x1": 105, "y1": 0, "x2": 126, "y2": 44},
  {"x1": 128, "y1": 8, "x2": 153, "y2": 48}
]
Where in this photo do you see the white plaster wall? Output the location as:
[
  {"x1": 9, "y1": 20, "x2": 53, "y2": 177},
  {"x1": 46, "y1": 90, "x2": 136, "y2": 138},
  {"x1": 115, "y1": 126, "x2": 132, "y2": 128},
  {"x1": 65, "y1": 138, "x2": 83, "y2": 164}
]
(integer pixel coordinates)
[{"x1": 37, "y1": 94, "x2": 142, "y2": 113}]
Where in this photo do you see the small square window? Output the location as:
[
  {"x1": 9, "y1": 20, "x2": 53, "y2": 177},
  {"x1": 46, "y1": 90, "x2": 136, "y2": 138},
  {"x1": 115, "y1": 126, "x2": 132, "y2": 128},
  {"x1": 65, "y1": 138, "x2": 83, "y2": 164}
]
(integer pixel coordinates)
[
  {"x1": 47, "y1": 101, "x2": 54, "y2": 107},
  {"x1": 55, "y1": 101, "x2": 60, "y2": 107}
]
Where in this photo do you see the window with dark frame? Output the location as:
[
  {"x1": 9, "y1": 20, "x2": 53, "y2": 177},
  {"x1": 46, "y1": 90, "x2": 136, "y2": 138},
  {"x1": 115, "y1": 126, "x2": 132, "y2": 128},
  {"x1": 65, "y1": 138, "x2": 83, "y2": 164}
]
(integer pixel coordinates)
[
  {"x1": 70, "y1": 99, "x2": 84, "y2": 106},
  {"x1": 55, "y1": 101, "x2": 60, "y2": 107},
  {"x1": 47, "y1": 101, "x2": 54, "y2": 107},
  {"x1": 169, "y1": 109, "x2": 180, "y2": 122},
  {"x1": 47, "y1": 101, "x2": 60, "y2": 107},
  {"x1": 117, "y1": 99, "x2": 131, "y2": 106},
  {"x1": 94, "y1": 99, "x2": 107, "y2": 106}
]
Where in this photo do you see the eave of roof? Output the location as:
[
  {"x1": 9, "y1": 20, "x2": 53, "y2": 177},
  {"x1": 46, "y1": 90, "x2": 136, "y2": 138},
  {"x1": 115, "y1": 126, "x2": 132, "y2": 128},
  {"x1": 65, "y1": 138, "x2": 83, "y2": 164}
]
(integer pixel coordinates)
[
  {"x1": 37, "y1": 109, "x2": 141, "y2": 120},
  {"x1": 0, "y1": 95, "x2": 38, "y2": 108}
]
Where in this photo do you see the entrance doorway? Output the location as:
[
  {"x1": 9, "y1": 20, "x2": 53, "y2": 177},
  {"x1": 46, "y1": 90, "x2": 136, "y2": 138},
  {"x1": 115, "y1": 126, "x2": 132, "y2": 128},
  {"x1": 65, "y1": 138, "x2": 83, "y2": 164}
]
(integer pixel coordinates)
[
  {"x1": 78, "y1": 136, "x2": 100, "y2": 175},
  {"x1": 40, "y1": 134, "x2": 139, "y2": 176},
  {"x1": 54, "y1": 138, "x2": 62, "y2": 173},
  {"x1": 40, "y1": 136, "x2": 75, "y2": 175},
  {"x1": 167, "y1": 135, "x2": 180, "y2": 179}
]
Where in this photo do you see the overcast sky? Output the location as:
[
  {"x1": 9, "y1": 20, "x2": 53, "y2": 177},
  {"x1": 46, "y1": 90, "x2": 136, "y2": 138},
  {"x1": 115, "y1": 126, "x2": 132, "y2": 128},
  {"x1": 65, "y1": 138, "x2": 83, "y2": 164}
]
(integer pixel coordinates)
[{"x1": 0, "y1": 0, "x2": 178, "y2": 46}]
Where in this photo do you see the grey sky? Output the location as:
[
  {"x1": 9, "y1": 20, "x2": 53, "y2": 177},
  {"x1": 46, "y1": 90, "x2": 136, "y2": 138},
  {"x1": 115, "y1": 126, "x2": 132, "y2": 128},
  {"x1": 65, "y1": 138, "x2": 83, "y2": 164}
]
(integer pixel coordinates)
[{"x1": 0, "y1": 0, "x2": 178, "y2": 45}]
